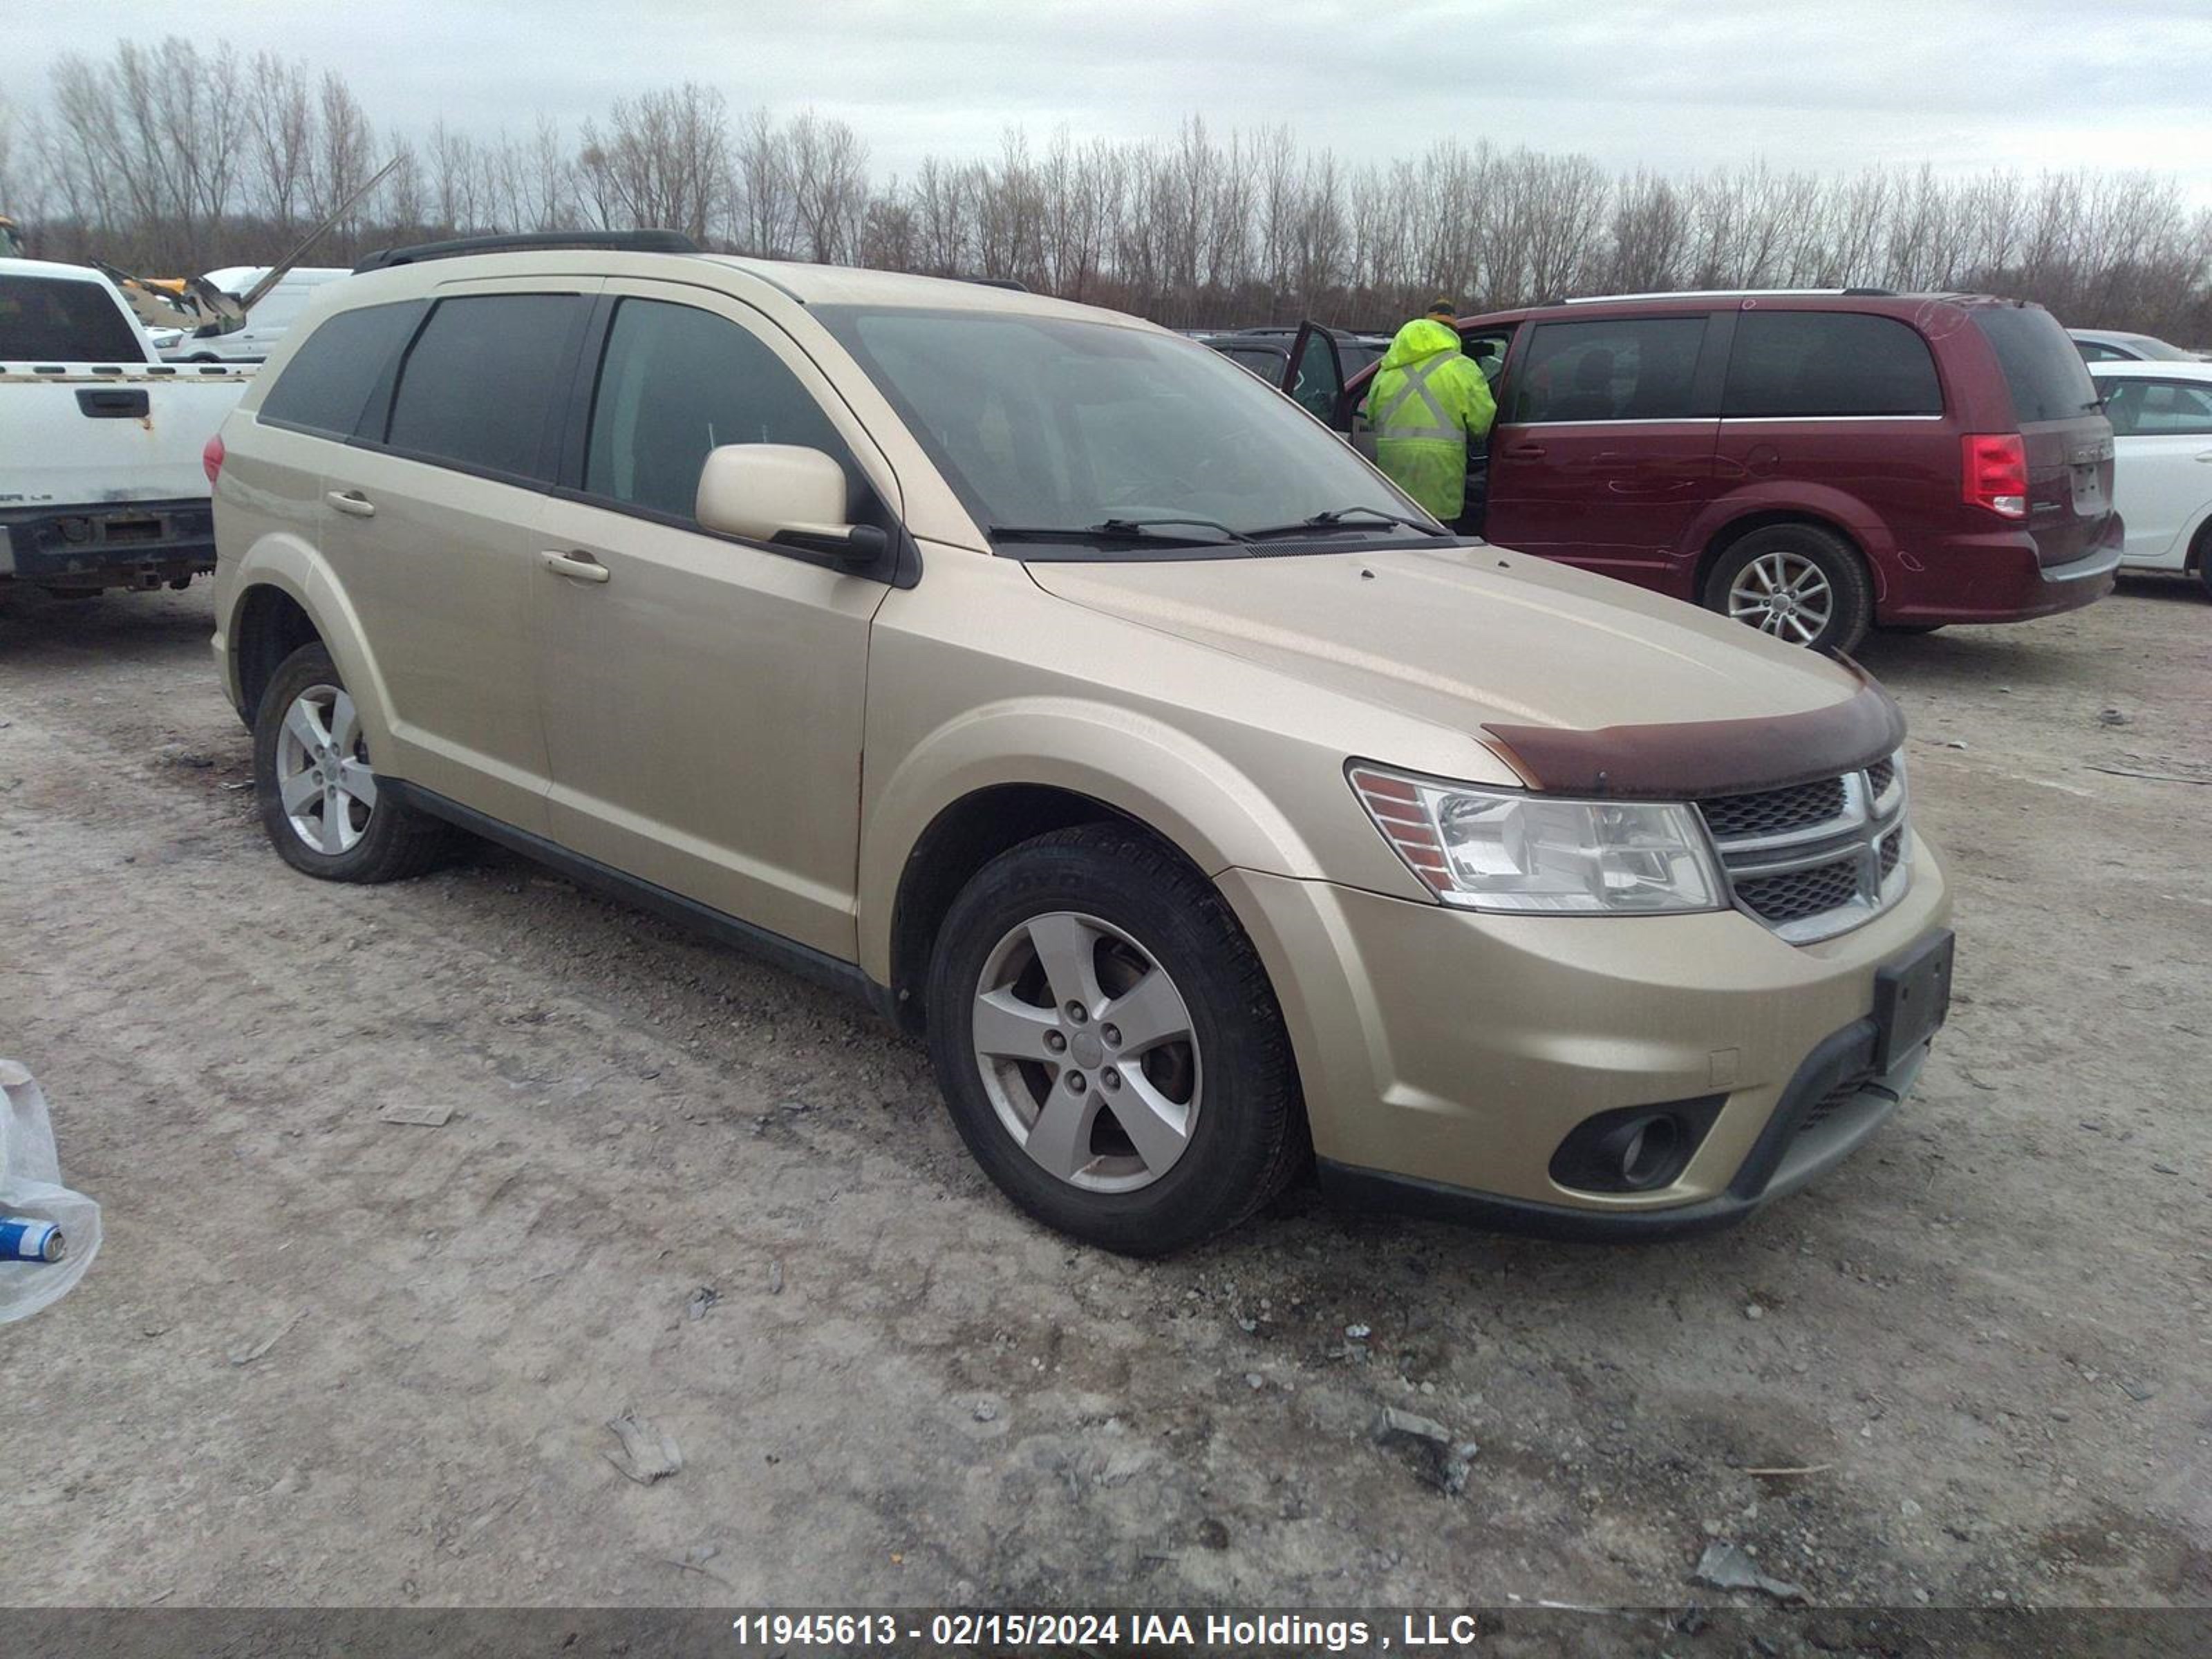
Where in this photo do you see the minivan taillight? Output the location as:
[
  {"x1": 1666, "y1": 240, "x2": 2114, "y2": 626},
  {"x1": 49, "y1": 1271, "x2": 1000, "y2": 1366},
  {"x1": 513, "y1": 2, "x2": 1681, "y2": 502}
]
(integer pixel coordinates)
[
  {"x1": 1962, "y1": 433, "x2": 2026, "y2": 519},
  {"x1": 202, "y1": 433, "x2": 225, "y2": 487}
]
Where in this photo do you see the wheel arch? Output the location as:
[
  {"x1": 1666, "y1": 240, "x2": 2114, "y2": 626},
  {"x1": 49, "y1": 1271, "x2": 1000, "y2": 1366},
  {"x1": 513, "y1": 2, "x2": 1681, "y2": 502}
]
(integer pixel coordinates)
[
  {"x1": 220, "y1": 536, "x2": 397, "y2": 753},
  {"x1": 862, "y1": 703, "x2": 1331, "y2": 1029}
]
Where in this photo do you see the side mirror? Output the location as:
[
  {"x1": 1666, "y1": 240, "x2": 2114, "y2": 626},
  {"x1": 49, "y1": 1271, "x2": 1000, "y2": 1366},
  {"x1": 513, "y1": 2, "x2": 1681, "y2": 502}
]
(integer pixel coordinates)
[{"x1": 695, "y1": 444, "x2": 886, "y2": 568}]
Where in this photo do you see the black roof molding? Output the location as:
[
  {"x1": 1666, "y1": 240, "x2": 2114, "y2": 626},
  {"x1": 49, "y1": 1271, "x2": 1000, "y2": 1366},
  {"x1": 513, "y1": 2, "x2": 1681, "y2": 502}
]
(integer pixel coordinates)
[{"x1": 353, "y1": 229, "x2": 701, "y2": 272}]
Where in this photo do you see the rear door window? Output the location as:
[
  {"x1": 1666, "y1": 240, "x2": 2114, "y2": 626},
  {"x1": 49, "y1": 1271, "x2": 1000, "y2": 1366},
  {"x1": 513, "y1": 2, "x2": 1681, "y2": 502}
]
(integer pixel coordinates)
[
  {"x1": 258, "y1": 300, "x2": 427, "y2": 438},
  {"x1": 1723, "y1": 311, "x2": 1942, "y2": 418},
  {"x1": 2101, "y1": 377, "x2": 2212, "y2": 437},
  {"x1": 384, "y1": 292, "x2": 590, "y2": 482},
  {"x1": 582, "y1": 297, "x2": 862, "y2": 523},
  {"x1": 0, "y1": 274, "x2": 143, "y2": 361},
  {"x1": 1510, "y1": 317, "x2": 1707, "y2": 422},
  {"x1": 1971, "y1": 305, "x2": 2101, "y2": 424}
]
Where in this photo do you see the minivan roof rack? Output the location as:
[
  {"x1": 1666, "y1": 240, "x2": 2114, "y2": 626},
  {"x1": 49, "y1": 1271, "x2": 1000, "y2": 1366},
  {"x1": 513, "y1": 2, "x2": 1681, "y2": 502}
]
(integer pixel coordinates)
[
  {"x1": 353, "y1": 229, "x2": 701, "y2": 272},
  {"x1": 1557, "y1": 287, "x2": 1892, "y2": 304}
]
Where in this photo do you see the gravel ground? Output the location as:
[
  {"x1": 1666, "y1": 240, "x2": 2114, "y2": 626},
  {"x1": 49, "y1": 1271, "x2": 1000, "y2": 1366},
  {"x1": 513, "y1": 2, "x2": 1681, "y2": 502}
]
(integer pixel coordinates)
[{"x1": 1, "y1": 575, "x2": 2206, "y2": 1613}]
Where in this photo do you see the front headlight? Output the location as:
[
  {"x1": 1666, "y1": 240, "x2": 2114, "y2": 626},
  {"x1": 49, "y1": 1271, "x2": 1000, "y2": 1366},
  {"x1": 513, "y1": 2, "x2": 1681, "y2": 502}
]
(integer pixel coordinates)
[{"x1": 1350, "y1": 764, "x2": 1725, "y2": 915}]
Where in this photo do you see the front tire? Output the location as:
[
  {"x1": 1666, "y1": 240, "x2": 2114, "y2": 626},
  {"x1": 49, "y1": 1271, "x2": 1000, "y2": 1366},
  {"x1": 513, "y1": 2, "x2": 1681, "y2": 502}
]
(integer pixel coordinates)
[
  {"x1": 925, "y1": 825, "x2": 1304, "y2": 1255},
  {"x1": 1705, "y1": 524, "x2": 1873, "y2": 653},
  {"x1": 253, "y1": 642, "x2": 452, "y2": 882}
]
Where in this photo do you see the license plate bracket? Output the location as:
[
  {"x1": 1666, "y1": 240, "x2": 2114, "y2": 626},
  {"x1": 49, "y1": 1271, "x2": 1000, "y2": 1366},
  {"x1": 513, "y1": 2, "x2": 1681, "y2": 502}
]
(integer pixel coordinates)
[{"x1": 1873, "y1": 929, "x2": 1954, "y2": 1073}]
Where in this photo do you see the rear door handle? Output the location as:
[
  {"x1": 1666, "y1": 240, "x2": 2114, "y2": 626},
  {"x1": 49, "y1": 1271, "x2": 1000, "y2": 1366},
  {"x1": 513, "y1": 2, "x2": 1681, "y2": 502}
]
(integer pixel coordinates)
[
  {"x1": 2195, "y1": 450, "x2": 2212, "y2": 463},
  {"x1": 541, "y1": 550, "x2": 610, "y2": 584},
  {"x1": 326, "y1": 489, "x2": 376, "y2": 518}
]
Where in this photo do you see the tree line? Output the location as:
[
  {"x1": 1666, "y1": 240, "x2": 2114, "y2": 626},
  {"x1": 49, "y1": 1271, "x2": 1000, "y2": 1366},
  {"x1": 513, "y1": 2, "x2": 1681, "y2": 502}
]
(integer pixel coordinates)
[{"x1": 5, "y1": 37, "x2": 2209, "y2": 343}]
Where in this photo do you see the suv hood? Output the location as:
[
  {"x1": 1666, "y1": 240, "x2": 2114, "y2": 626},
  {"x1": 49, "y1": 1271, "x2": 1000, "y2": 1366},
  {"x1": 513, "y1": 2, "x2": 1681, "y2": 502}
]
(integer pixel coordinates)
[{"x1": 1024, "y1": 543, "x2": 1886, "y2": 790}]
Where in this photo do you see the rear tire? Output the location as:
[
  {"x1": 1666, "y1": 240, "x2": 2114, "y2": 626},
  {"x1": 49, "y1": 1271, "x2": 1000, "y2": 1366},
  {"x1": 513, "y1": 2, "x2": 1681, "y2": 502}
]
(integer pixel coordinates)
[
  {"x1": 1704, "y1": 524, "x2": 1873, "y2": 654},
  {"x1": 925, "y1": 825, "x2": 1305, "y2": 1255},
  {"x1": 2194, "y1": 525, "x2": 2212, "y2": 603},
  {"x1": 253, "y1": 642, "x2": 453, "y2": 883}
]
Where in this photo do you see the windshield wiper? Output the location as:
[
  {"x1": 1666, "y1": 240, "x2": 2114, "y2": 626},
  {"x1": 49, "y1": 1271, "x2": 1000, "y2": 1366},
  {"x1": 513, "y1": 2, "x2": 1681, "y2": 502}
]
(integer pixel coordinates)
[
  {"x1": 987, "y1": 516, "x2": 1247, "y2": 547},
  {"x1": 1240, "y1": 505, "x2": 1447, "y2": 541}
]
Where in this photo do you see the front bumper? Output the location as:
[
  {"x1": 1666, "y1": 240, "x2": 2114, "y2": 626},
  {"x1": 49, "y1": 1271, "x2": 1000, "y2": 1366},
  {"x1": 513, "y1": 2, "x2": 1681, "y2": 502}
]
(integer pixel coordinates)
[{"x1": 1219, "y1": 840, "x2": 1951, "y2": 1234}]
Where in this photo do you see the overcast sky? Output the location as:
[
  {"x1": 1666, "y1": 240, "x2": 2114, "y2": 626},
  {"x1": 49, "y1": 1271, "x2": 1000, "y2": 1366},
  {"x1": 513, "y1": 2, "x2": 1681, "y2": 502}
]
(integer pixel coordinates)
[{"x1": 34, "y1": 0, "x2": 2212, "y2": 200}]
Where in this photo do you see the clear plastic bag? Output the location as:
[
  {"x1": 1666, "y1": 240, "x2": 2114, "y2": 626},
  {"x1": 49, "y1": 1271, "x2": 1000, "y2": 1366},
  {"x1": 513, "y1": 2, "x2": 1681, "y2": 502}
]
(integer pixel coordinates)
[{"x1": 0, "y1": 1060, "x2": 102, "y2": 1324}]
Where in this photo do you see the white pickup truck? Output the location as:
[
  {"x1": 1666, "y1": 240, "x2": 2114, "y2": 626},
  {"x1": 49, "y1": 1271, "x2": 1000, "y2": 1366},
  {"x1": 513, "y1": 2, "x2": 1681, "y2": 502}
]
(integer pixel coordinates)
[{"x1": 1, "y1": 257, "x2": 253, "y2": 594}]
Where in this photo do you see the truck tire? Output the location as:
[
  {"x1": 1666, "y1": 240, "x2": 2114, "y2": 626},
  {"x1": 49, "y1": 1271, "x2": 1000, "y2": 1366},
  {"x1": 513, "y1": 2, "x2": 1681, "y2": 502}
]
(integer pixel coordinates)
[
  {"x1": 925, "y1": 825, "x2": 1306, "y2": 1255},
  {"x1": 1704, "y1": 524, "x2": 1873, "y2": 654},
  {"x1": 252, "y1": 642, "x2": 453, "y2": 883}
]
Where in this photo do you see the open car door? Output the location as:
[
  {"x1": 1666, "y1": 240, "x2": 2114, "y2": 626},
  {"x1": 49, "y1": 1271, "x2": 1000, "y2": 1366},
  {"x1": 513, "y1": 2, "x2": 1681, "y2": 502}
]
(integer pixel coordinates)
[{"x1": 1278, "y1": 322, "x2": 1346, "y2": 424}]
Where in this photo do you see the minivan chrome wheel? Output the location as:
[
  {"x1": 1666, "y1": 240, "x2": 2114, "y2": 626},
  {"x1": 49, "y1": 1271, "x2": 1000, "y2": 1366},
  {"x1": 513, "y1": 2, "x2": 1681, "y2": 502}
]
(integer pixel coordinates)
[
  {"x1": 971, "y1": 910, "x2": 1201, "y2": 1193},
  {"x1": 1727, "y1": 551, "x2": 1835, "y2": 645},
  {"x1": 274, "y1": 683, "x2": 377, "y2": 854}
]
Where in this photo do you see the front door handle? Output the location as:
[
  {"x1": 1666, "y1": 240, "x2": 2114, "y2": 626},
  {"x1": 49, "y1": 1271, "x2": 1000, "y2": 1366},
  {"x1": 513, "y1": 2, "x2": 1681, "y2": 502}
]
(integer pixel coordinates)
[
  {"x1": 326, "y1": 489, "x2": 376, "y2": 518},
  {"x1": 2195, "y1": 449, "x2": 2212, "y2": 463},
  {"x1": 1504, "y1": 442, "x2": 1547, "y2": 458},
  {"x1": 541, "y1": 550, "x2": 610, "y2": 584}
]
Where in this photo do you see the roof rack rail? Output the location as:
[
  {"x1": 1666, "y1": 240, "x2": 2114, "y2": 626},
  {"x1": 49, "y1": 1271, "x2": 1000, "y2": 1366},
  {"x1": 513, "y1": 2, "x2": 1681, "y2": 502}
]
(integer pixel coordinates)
[
  {"x1": 353, "y1": 229, "x2": 700, "y2": 273},
  {"x1": 1558, "y1": 287, "x2": 1875, "y2": 305},
  {"x1": 964, "y1": 275, "x2": 1029, "y2": 292}
]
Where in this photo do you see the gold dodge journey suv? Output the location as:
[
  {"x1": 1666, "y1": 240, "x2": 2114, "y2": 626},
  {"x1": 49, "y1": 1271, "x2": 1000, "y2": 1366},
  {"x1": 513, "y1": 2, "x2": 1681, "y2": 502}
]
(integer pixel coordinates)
[{"x1": 208, "y1": 231, "x2": 1954, "y2": 1254}]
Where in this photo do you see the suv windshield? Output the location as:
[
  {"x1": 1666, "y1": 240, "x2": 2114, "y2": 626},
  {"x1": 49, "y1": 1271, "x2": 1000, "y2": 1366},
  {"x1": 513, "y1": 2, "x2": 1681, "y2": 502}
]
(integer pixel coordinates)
[
  {"x1": 1973, "y1": 304, "x2": 2102, "y2": 424},
  {"x1": 818, "y1": 306, "x2": 1417, "y2": 551}
]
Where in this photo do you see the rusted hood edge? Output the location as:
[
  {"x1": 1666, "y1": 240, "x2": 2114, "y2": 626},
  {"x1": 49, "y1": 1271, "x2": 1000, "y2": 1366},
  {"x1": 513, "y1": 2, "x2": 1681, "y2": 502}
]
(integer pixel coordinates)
[{"x1": 1480, "y1": 662, "x2": 1906, "y2": 800}]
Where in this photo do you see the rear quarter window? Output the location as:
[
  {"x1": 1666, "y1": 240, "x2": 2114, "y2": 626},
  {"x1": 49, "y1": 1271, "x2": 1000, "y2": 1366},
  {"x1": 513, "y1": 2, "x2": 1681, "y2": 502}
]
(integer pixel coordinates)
[
  {"x1": 1723, "y1": 311, "x2": 1942, "y2": 418},
  {"x1": 383, "y1": 292, "x2": 590, "y2": 482},
  {"x1": 257, "y1": 300, "x2": 427, "y2": 437},
  {"x1": 1972, "y1": 306, "x2": 2101, "y2": 424},
  {"x1": 0, "y1": 274, "x2": 142, "y2": 362}
]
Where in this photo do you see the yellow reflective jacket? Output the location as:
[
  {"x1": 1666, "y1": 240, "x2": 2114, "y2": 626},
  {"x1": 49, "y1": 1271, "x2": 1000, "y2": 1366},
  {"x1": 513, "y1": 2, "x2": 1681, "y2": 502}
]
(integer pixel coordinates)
[{"x1": 1360, "y1": 318, "x2": 1497, "y2": 521}]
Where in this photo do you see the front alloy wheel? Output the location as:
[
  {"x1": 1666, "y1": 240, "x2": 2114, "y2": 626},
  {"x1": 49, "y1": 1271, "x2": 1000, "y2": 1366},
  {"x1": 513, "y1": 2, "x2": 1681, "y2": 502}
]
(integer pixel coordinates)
[
  {"x1": 971, "y1": 910, "x2": 1202, "y2": 1193},
  {"x1": 926, "y1": 825, "x2": 1305, "y2": 1254}
]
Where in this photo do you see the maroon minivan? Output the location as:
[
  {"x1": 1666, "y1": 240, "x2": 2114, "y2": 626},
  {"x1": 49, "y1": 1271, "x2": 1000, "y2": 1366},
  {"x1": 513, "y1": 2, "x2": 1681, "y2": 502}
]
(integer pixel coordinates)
[{"x1": 1281, "y1": 292, "x2": 2123, "y2": 651}]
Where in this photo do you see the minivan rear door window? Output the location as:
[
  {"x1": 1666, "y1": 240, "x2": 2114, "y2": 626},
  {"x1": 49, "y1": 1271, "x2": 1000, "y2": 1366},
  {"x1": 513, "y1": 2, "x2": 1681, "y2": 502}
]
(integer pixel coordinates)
[
  {"x1": 383, "y1": 292, "x2": 591, "y2": 483},
  {"x1": 1971, "y1": 305, "x2": 2102, "y2": 424},
  {"x1": 1723, "y1": 312, "x2": 1942, "y2": 418}
]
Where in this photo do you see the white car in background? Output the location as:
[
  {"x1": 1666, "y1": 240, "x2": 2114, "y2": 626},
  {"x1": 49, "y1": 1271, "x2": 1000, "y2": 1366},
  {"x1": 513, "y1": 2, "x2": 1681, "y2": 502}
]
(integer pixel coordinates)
[
  {"x1": 2091, "y1": 359, "x2": 2212, "y2": 600},
  {"x1": 167, "y1": 265, "x2": 349, "y2": 362},
  {"x1": 2070, "y1": 328, "x2": 2204, "y2": 364}
]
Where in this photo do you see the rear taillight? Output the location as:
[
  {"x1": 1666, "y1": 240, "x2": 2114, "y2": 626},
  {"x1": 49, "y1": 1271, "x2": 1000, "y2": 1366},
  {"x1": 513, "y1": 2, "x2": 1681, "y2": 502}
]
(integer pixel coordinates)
[
  {"x1": 1962, "y1": 433, "x2": 2026, "y2": 519},
  {"x1": 201, "y1": 433, "x2": 225, "y2": 487}
]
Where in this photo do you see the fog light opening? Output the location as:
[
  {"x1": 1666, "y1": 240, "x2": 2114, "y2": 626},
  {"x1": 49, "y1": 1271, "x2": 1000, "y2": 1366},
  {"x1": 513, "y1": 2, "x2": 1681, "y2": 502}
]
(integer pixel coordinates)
[{"x1": 1548, "y1": 1096, "x2": 1723, "y2": 1195}]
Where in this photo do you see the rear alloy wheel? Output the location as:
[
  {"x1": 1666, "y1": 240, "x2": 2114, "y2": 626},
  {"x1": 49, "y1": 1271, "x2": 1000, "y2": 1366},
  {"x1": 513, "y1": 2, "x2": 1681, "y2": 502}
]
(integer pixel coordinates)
[
  {"x1": 926, "y1": 825, "x2": 1304, "y2": 1254},
  {"x1": 1705, "y1": 524, "x2": 1872, "y2": 654},
  {"x1": 253, "y1": 642, "x2": 453, "y2": 882}
]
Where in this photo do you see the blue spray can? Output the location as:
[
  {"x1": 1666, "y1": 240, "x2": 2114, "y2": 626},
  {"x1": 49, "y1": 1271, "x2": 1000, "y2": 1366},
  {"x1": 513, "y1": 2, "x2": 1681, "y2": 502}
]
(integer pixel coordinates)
[{"x1": 0, "y1": 1217, "x2": 64, "y2": 1263}]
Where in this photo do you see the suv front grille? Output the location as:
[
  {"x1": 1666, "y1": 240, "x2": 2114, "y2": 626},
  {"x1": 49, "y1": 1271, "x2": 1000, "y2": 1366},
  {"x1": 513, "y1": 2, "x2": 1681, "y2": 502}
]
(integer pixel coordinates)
[
  {"x1": 1697, "y1": 778, "x2": 1847, "y2": 841},
  {"x1": 1698, "y1": 753, "x2": 1910, "y2": 943},
  {"x1": 1734, "y1": 859, "x2": 1861, "y2": 924}
]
